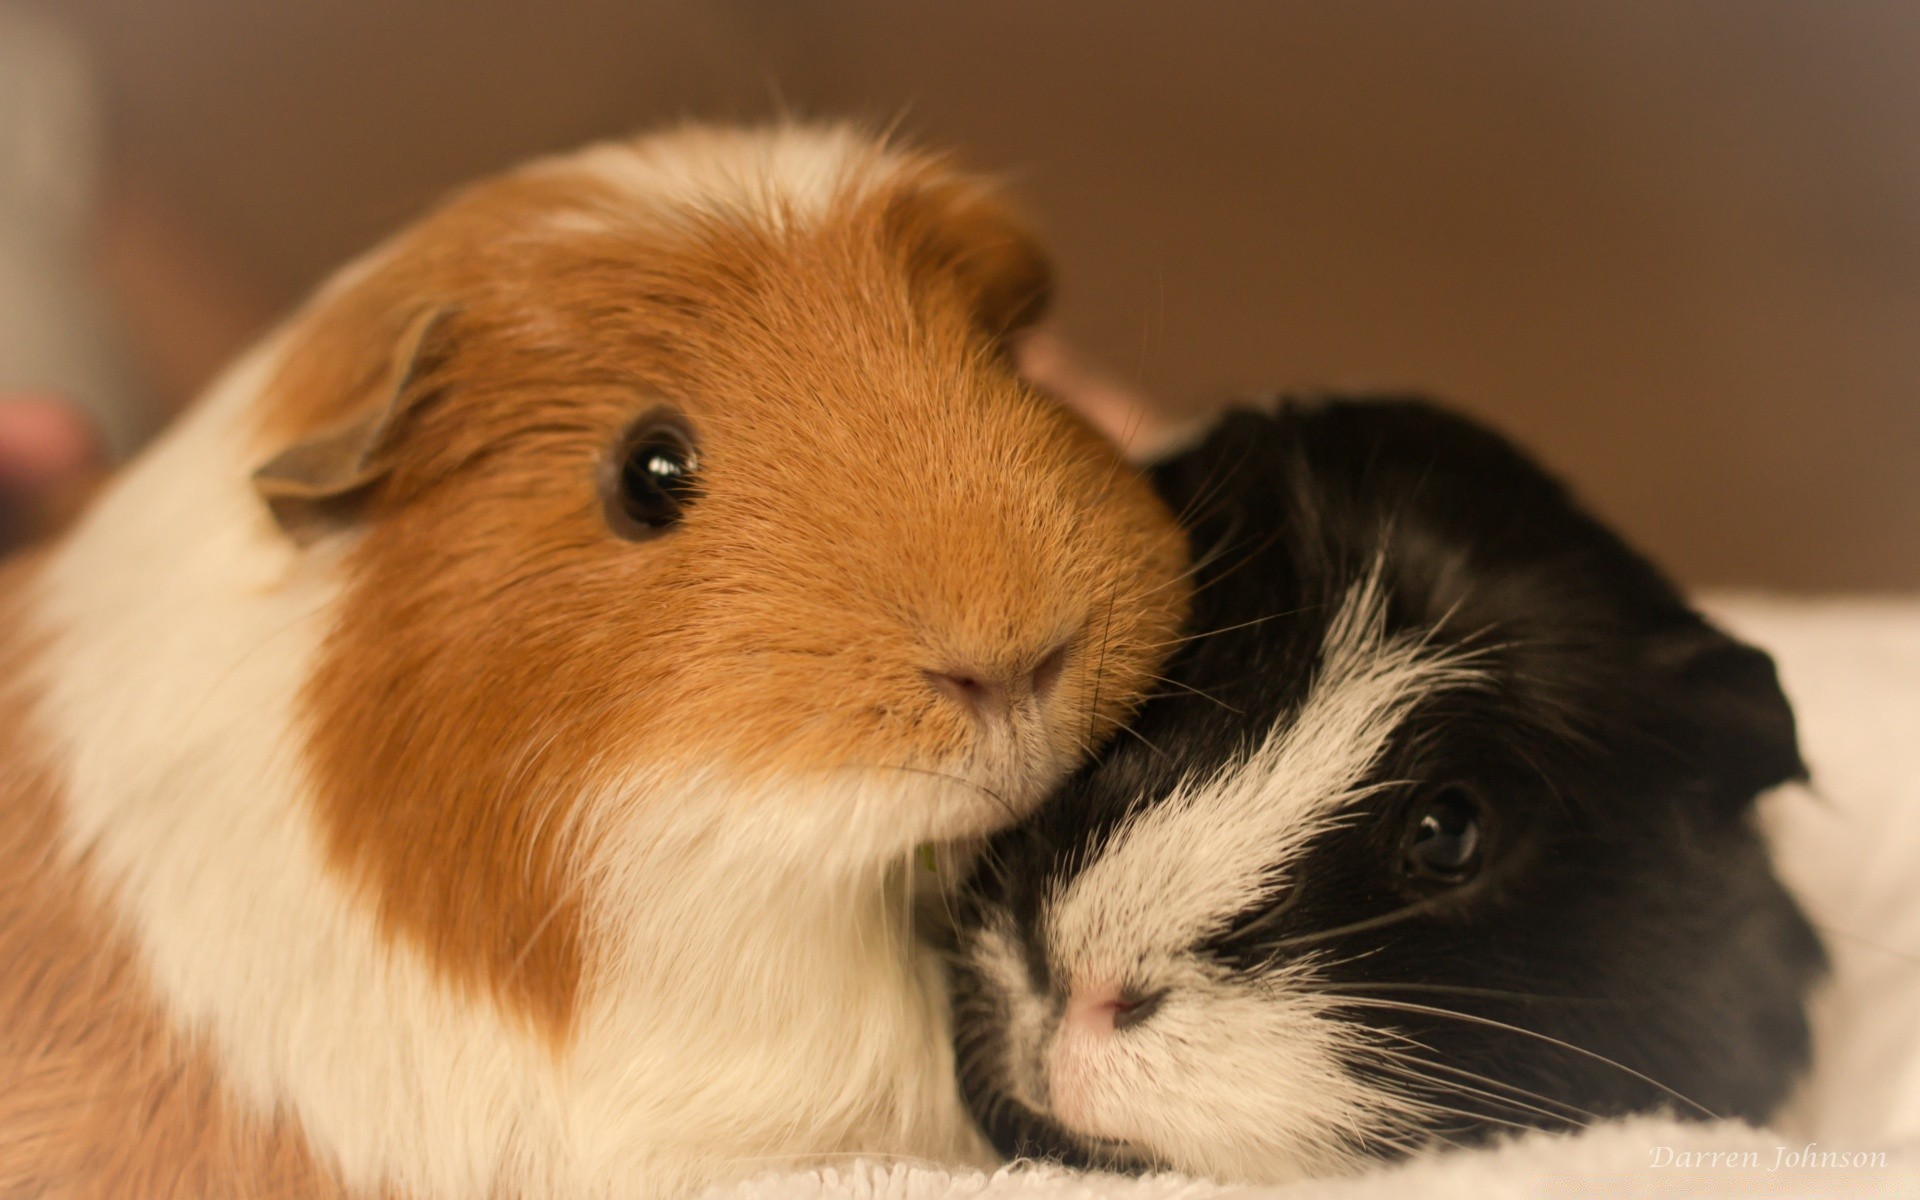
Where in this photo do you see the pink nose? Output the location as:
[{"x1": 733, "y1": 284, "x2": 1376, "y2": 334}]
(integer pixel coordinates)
[
  {"x1": 924, "y1": 637, "x2": 1074, "y2": 727},
  {"x1": 1065, "y1": 984, "x2": 1164, "y2": 1033}
]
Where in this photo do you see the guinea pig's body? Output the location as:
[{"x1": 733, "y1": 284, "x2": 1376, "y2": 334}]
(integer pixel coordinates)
[
  {"x1": 952, "y1": 399, "x2": 1824, "y2": 1183},
  {"x1": 0, "y1": 126, "x2": 1188, "y2": 1198}
]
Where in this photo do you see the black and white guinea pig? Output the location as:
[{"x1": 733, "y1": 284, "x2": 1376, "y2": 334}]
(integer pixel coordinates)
[{"x1": 949, "y1": 397, "x2": 1826, "y2": 1183}]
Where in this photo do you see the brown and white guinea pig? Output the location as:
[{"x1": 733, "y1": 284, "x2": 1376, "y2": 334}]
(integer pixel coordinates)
[
  {"x1": 950, "y1": 398, "x2": 1826, "y2": 1183},
  {"x1": 0, "y1": 125, "x2": 1190, "y2": 1199}
]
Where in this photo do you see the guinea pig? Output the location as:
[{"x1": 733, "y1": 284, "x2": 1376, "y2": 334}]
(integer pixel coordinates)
[
  {"x1": 0, "y1": 124, "x2": 1189, "y2": 1199},
  {"x1": 950, "y1": 397, "x2": 1825, "y2": 1183}
]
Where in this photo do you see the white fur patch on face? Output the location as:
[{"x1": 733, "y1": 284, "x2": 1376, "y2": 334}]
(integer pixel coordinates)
[
  {"x1": 992, "y1": 573, "x2": 1479, "y2": 1180},
  {"x1": 559, "y1": 122, "x2": 890, "y2": 236},
  {"x1": 1047, "y1": 572, "x2": 1474, "y2": 982}
]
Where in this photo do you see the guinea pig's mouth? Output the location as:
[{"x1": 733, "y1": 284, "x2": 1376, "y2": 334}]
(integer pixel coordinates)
[{"x1": 987, "y1": 1002, "x2": 1175, "y2": 1172}]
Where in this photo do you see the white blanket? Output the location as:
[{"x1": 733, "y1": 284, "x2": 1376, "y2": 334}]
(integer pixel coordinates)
[{"x1": 706, "y1": 596, "x2": 1920, "y2": 1200}]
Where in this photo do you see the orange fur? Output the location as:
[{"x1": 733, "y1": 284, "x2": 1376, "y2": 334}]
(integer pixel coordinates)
[{"x1": 0, "y1": 562, "x2": 358, "y2": 1199}]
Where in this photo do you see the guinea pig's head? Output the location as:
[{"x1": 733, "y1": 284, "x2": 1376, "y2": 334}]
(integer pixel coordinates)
[
  {"x1": 952, "y1": 399, "x2": 1824, "y2": 1182},
  {"x1": 244, "y1": 125, "x2": 1187, "y2": 1031}
]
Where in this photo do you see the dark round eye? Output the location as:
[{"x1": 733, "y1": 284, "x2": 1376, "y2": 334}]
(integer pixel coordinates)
[
  {"x1": 1403, "y1": 786, "x2": 1485, "y2": 884},
  {"x1": 603, "y1": 414, "x2": 700, "y2": 539}
]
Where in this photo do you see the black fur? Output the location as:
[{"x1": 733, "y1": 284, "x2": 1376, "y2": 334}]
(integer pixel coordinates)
[{"x1": 951, "y1": 397, "x2": 1825, "y2": 1170}]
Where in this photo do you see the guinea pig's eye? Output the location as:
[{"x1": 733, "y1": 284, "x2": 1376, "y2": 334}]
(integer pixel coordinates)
[
  {"x1": 602, "y1": 412, "x2": 700, "y2": 539},
  {"x1": 1402, "y1": 786, "x2": 1485, "y2": 885}
]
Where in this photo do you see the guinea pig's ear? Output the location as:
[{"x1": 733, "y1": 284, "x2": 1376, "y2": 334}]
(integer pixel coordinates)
[
  {"x1": 1650, "y1": 619, "x2": 1806, "y2": 807},
  {"x1": 251, "y1": 304, "x2": 453, "y2": 541},
  {"x1": 888, "y1": 174, "x2": 1053, "y2": 344},
  {"x1": 1014, "y1": 330, "x2": 1216, "y2": 462}
]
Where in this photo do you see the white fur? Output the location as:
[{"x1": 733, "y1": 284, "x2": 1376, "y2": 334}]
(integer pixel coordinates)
[
  {"x1": 1044, "y1": 955, "x2": 1407, "y2": 1182},
  {"x1": 559, "y1": 123, "x2": 890, "y2": 235},
  {"x1": 32, "y1": 346, "x2": 565, "y2": 1195},
  {"x1": 977, "y1": 575, "x2": 1478, "y2": 1181}
]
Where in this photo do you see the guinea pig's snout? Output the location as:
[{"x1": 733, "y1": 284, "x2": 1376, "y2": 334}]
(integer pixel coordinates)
[
  {"x1": 1064, "y1": 983, "x2": 1167, "y2": 1035},
  {"x1": 1042, "y1": 978, "x2": 1171, "y2": 1143},
  {"x1": 922, "y1": 635, "x2": 1074, "y2": 729}
]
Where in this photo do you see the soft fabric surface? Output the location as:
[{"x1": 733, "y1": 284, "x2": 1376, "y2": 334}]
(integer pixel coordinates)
[
  {"x1": 710, "y1": 1120, "x2": 1905, "y2": 1200},
  {"x1": 704, "y1": 596, "x2": 1920, "y2": 1199}
]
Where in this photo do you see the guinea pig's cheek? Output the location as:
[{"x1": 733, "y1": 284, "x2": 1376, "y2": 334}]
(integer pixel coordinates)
[{"x1": 957, "y1": 918, "x2": 1059, "y2": 1112}]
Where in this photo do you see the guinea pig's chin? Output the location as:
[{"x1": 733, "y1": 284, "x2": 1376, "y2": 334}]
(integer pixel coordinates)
[
  {"x1": 592, "y1": 759, "x2": 1054, "y2": 870},
  {"x1": 865, "y1": 750, "x2": 1061, "y2": 850},
  {"x1": 818, "y1": 726, "x2": 1073, "y2": 851}
]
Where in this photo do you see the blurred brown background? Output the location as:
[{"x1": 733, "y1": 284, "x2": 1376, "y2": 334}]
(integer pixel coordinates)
[{"x1": 30, "y1": 0, "x2": 1920, "y2": 589}]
